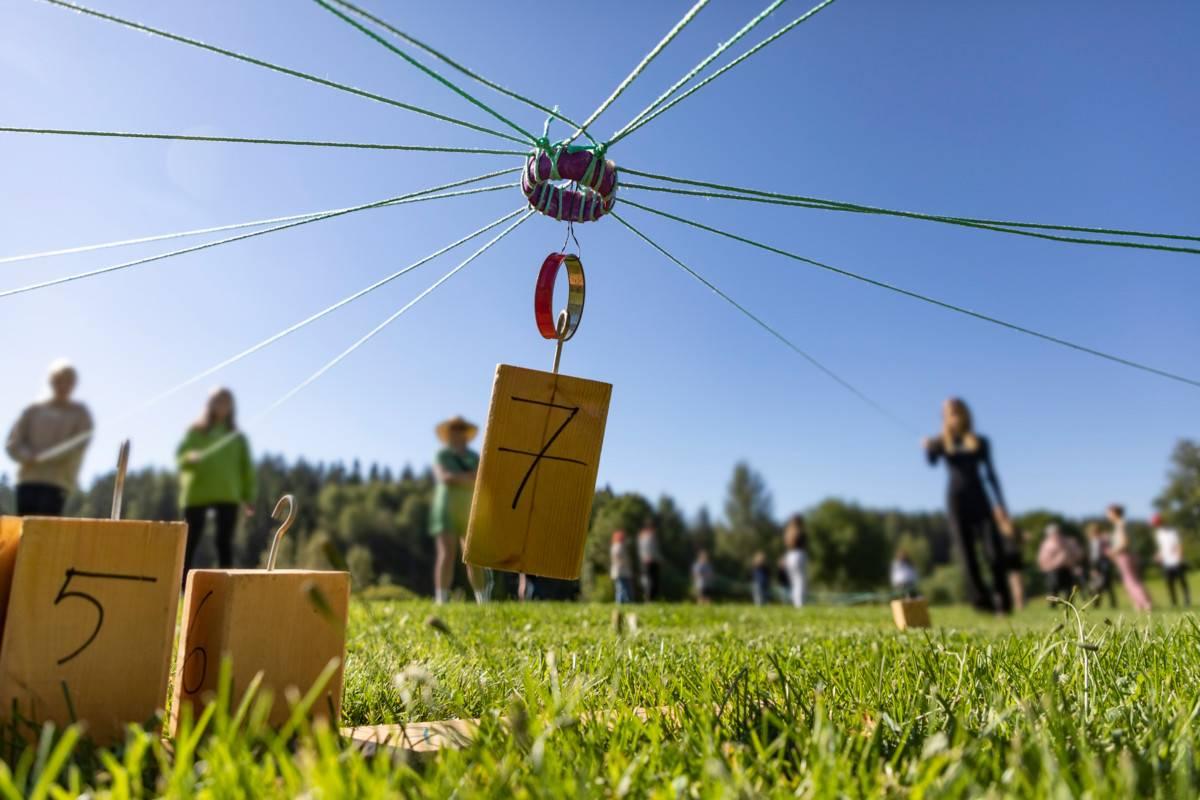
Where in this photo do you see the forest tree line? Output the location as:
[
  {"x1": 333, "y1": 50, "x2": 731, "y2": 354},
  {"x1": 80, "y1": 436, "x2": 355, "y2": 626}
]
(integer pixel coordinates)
[{"x1": 1, "y1": 439, "x2": 1196, "y2": 603}]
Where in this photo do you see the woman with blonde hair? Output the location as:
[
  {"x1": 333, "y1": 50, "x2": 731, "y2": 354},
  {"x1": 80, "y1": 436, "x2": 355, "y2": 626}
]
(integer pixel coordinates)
[
  {"x1": 782, "y1": 514, "x2": 808, "y2": 608},
  {"x1": 923, "y1": 397, "x2": 1012, "y2": 613},
  {"x1": 177, "y1": 387, "x2": 256, "y2": 576}
]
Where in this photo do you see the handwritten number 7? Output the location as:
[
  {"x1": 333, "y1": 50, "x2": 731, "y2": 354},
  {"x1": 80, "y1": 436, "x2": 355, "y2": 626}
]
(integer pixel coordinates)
[
  {"x1": 501, "y1": 399, "x2": 581, "y2": 509},
  {"x1": 54, "y1": 568, "x2": 158, "y2": 665}
]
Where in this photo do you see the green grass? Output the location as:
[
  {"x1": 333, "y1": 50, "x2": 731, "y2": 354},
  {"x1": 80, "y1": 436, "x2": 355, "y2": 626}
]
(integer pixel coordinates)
[{"x1": 4, "y1": 599, "x2": 1199, "y2": 797}]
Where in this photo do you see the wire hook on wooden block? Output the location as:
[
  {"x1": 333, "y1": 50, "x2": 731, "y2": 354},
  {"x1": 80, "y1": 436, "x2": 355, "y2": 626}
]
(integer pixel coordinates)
[
  {"x1": 267, "y1": 494, "x2": 296, "y2": 570},
  {"x1": 111, "y1": 439, "x2": 130, "y2": 520}
]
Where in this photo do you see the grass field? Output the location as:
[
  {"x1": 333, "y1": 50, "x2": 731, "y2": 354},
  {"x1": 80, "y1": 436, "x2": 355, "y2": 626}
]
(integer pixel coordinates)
[{"x1": 3, "y1": 596, "x2": 1199, "y2": 798}]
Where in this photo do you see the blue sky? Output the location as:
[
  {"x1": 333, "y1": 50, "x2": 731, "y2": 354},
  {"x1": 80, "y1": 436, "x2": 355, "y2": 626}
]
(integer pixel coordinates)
[{"x1": 2, "y1": 0, "x2": 1197, "y2": 520}]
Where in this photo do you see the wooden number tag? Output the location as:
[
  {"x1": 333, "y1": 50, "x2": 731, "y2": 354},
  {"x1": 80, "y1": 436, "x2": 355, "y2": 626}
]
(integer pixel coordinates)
[
  {"x1": 0, "y1": 517, "x2": 186, "y2": 745},
  {"x1": 891, "y1": 598, "x2": 931, "y2": 630},
  {"x1": 170, "y1": 568, "x2": 350, "y2": 735},
  {"x1": 464, "y1": 364, "x2": 612, "y2": 580}
]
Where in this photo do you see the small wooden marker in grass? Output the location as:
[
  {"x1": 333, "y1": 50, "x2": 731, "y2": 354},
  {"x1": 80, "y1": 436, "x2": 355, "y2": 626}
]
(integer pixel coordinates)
[
  {"x1": 169, "y1": 495, "x2": 350, "y2": 735},
  {"x1": 0, "y1": 441, "x2": 187, "y2": 744},
  {"x1": 890, "y1": 597, "x2": 931, "y2": 630},
  {"x1": 464, "y1": 364, "x2": 611, "y2": 580}
]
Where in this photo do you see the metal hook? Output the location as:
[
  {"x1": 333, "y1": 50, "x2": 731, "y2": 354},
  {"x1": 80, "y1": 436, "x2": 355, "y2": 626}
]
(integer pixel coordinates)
[
  {"x1": 551, "y1": 310, "x2": 569, "y2": 374},
  {"x1": 111, "y1": 439, "x2": 130, "y2": 520},
  {"x1": 266, "y1": 494, "x2": 296, "y2": 571}
]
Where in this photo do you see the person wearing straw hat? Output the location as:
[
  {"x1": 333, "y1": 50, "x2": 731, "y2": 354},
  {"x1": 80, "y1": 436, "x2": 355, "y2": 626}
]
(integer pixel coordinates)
[
  {"x1": 5, "y1": 359, "x2": 93, "y2": 516},
  {"x1": 430, "y1": 415, "x2": 491, "y2": 604}
]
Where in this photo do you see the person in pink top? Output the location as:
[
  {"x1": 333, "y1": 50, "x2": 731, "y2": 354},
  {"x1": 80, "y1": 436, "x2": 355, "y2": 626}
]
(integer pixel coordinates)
[{"x1": 1106, "y1": 504, "x2": 1151, "y2": 612}]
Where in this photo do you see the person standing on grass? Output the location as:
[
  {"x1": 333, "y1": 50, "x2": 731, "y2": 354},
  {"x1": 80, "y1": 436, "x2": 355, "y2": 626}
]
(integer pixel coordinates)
[
  {"x1": 1037, "y1": 524, "x2": 1082, "y2": 599},
  {"x1": 177, "y1": 388, "x2": 256, "y2": 575},
  {"x1": 1003, "y1": 527, "x2": 1027, "y2": 611},
  {"x1": 692, "y1": 549, "x2": 714, "y2": 604},
  {"x1": 1152, "y1": 512, "x2": 1190, "y2": 607},
  {"x1": 923, "y1": 397, "x2": 1013, "y2": 614},
  {"x1": 751, "y1": 551, "x2": 771, "y2": 606},
  {"x1": 610, "y1": 530, "x2": 634, "y2": 604},
  {"x1": 430, "y1": 415, "x2": 491, "y2": 605},
  {"x1": 782, "y1": 514, "x2": 808, "y2": 608},
  {"x1": 890, "y1": 548, "x2": 919, "y2": 599},
  {"x1": 1106, "y1": 504, "x2": 1151, "y2": 612},
  {"x1": 1086, "y1": 522, "x2": 1118, "y2": 609},
  {"x1": 6, "y1": 359, "x2": 93, "y2": 517},
  {"x1": 637, "y1": 520, "x2": 662, "y2": 602}
]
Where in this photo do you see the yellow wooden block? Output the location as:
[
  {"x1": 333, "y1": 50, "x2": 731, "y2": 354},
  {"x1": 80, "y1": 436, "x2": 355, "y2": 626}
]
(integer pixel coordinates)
[
  {"x1": 465, "y1": 364, "x2": 612, "y2": 580},
  {"x1": 891, "y1": 598, "x2": 931, "y2": 630},
  {"x1": 170, "y1": 568, "x2": 350, "y2": 735},
  {"x1": 0, "y1": 517, "x2": 186, "y2": 745},
  {"x1": 0, "y1": 517, "x2": 22, "y2": 649}
]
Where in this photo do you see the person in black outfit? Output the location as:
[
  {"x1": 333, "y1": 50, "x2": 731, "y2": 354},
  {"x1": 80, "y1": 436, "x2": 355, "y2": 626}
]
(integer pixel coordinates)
[{"x1": 924, "y1": 397, "x2": 1013, "y2": 614}]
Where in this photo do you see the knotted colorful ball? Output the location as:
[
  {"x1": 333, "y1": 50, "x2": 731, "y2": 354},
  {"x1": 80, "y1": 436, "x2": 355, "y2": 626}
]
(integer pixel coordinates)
[{"x1": 522, "y1": 146, "x2": 618, "y2": 222}]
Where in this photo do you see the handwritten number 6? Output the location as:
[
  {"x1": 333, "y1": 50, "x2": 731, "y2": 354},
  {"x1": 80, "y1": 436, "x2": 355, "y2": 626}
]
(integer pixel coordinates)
[{"x1": 53, "y1": 568, "x2": 158, "y2": 666}]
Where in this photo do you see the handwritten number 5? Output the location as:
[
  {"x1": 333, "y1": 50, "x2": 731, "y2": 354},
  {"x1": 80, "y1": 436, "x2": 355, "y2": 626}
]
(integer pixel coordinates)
[{"x1": 54, "y1": 568, "x2": 158, "y2": 666}]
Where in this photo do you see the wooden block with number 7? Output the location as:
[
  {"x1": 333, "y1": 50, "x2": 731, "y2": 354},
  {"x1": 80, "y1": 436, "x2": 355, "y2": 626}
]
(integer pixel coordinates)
[
  {"x1": 0, "y1": 517, "x2": 186, "y2": 745},
  {"x1": 465, "y1": 364, "x2": 612, "y2": 580}
]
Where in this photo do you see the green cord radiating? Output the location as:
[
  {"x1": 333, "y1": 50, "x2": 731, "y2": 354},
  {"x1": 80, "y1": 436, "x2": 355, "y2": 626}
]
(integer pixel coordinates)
[
  {"x1": 621, "y1": 172, "x2": 1200, "y2": 255},
  {"x1": 0, "y1": 169, "x2": 520, "y2": 298},
  {"x1": 613, "y1": 211, "x2": 914, "y2": 432},
  {"x1": 0, "y1": 127, "x2": 527, "y2": 156},
  {"x1": 609, "y1": 0, "x2": 838, "y2": 146},
  {"x1": 324, "y1": 0, "x2": 599, "y2": 147},
  {"x1": 568, "y1": 0, "x2": 712, "y2": 144},
  {"x1": 312, "y1": 0, "x2": 538, "y2": 144},
  {"x1": 621, "y1": 198, "x2": 1200, "y2": 390},
  {"x1": 609, "y1": 0, "x2": 791, "y2": 143},
  {"x1": 41, "y1": 0, "x2": 529, "y2": 146}
]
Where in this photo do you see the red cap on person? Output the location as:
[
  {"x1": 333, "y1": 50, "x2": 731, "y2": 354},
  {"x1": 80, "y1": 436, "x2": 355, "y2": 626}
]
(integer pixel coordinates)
[{"x1": 1151, "y1": 512, "x2": 1164, "y2": 527}]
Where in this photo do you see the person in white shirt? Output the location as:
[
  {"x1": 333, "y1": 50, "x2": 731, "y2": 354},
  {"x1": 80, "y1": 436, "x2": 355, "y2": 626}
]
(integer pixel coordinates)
[
  {"x1": 781, "y1": 514, "x2": 808, "y2": 608},
  {"x1": 890, "y1": 549, "x2": 919, "y2": 598},
  {"x1": 1152, "y1": 512, "x2": 1190, "y2": 607}
]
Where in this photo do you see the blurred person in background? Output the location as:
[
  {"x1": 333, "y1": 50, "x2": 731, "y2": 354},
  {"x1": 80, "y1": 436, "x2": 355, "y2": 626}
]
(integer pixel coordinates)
[
  {"x1": 177, "y1": 388, "x2": 255, "y2": 576},
  {"x1": 1152, "y1": 512, "x2": 1190, "y2": 607},
  {"x1": 1107, "y1": 504, "x2": 1151, "y2": 612},
  {"x1": 692, "y1": 549, "x2": 714, "y2": 604},
  {"x1": 429, "y1": 415, "x2": 491, "y2": 604},
  {"x1": 1036, "y1": 523, "x2": 1082, "y2": 599},
  {"x1": 923, "y1": 397, "x2": 1013, "y2": 614},
  {"x1": 610, "y1": 530, "x2": 634, "y2": 604},
  {"x1": 637, "y1": 519, "x2": 662, "y2": 602},
  {"x1": 751, "y1": 551, "x2": 771, "y2": 606},
  {"x1": 1086, "y1": 522, "x2": 1118, "y2": 609},
  {"x1": 890, "y1": 548, "x2": 919, "y2": 599},
  {"x1": 6, "y1": 359, "x2": 93, "y2": 516},
  {"x1": 782, "y1": 514, "x2": 808, "y2": 608},
  {"x1": 1004, "y1": 527, "x2": 1027, "y2": 611}
]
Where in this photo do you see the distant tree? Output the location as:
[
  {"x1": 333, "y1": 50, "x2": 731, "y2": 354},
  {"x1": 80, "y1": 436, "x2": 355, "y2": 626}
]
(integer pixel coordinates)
[
  {"x1": 693, "y1": 506, "x2": 716, "y2": 552},
  {"x1": 1156, "y1": 440, "x2": 1200, "y2": 563},
  {"x1": 806, "y1": 498, "x2": 890, "y2": 591},
  {"x1": 715, "y1": 462, "x2": 776, "y2": 565}
]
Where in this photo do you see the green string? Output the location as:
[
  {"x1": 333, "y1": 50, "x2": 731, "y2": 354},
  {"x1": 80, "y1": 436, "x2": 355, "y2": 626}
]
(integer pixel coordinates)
[
  {"x1": 609, "y1": 0, "x2": 791, "y2": 144},
  {"x1": 0, "y1": 168, "x2": 520, "y2": 299},
  {"x1": 0, "y1": 127, "x2": 528, "y2": 156},
  {"x1": 42, "y1": 0, "x2": 529, "y2": 146},
  {"x1": 326, "y1": 0, "x2": 599, "y2": 148},
  {"x1": 312, "y1": 0, "x2": 539, "y2": 144},
  {"x1": 612, "y1": 211, "x2": 914, "y2": 432},
  {"x1": 609, "y1": 0, "x2": 838, "y2": 145},
  {"x1": 621, "y1": 180, "x2": 1200, "y2": 256},
  {"x1": 620, "y1": 198, "x2": 1200, "y2": 390},
  {"x1": 568, "y1": 0, "x2": 712, "y2": 144}
]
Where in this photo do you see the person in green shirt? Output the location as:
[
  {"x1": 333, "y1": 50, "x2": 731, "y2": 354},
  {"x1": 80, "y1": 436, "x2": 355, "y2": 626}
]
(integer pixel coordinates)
[
  {"x1": 430, "y1": 415, "x2": 491, "y2": 604},
  {"x1": 177, "y1": 387, "x2": 256, "y2": 577}
]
